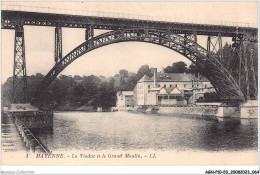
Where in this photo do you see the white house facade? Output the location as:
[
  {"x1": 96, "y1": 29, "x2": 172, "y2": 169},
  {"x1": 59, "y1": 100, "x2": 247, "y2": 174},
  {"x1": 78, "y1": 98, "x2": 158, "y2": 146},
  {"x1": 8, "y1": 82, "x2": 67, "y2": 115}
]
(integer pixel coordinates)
[{"x1": 133, "y1": 68, "x2": 216, "y2": 106}]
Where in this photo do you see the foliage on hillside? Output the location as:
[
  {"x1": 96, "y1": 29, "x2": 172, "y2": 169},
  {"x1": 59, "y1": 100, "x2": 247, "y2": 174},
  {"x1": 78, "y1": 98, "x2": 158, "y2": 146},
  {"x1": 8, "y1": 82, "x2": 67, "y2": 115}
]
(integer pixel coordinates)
[{"x1": 2, "y1": 64, "x2": 153, "y2": 110}]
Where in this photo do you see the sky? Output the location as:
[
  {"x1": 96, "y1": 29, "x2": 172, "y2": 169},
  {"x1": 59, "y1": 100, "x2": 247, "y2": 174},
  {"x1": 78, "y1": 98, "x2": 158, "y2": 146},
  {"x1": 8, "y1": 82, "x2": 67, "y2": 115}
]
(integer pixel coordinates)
[{"x1": 1, "y1": 1, "x2": 258, "y2": 83}]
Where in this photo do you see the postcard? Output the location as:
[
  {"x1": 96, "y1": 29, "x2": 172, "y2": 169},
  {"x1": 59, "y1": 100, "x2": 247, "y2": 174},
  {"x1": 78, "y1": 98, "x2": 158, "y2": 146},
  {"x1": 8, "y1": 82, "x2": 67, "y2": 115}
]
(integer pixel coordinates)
[{"x1": 1, "y1": 1, "x2": 258, "y2": 170}]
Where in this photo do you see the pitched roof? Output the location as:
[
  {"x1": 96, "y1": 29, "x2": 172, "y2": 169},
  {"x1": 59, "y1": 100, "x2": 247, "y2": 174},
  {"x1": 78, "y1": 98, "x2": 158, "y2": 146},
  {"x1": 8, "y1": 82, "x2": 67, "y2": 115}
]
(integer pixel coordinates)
[
  {"x1": 158, "y1": 87, "x2": 182, "y2": 95},
  {"x1": 138, "y1": 74, "x2": 153, "y2": 82},
  {"x1": 169, "y1": 87, "x2": 182, "y2": 94},
  {"x1": 158, "y1": 88, "x2": 168, "y2": 95},
  {"x1": 199, "y1": 76, "x2": 210, "y2": 82},
  {"x1": 151, "y1": 73, "x2": 210, "y2": 82},
  {"x1": 165, "y1": 87, "x2": 175, "y2": 94}
]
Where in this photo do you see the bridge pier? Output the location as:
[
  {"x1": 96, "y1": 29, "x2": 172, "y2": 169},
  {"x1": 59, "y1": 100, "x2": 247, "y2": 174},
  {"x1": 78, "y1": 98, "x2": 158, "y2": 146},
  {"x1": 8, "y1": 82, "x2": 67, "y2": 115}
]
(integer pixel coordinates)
[
  {"x1": 55, "y1": 26, "x2": 62, "y2": 63},
  {"x1": 240, "y1": 100, "x2": 258, "y2": 119},
  {"x1": 13, "y1": 25, "x2": 27, "y2": 103},
  {"x1": 10, "y1": 103, "x2": 53, "y2": 131},
  {"x1": 216, "y1": 100, "x2": 258, "y2": 120},
  {"x1": 216, "y1": 106, "x2": 239, "y2": 118}
]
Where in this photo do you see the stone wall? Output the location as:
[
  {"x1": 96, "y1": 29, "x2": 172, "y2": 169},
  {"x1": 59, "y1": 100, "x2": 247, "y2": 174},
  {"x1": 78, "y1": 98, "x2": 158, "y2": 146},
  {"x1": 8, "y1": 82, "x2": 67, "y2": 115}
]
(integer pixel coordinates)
[
  {"x1": 157, "y1": 106, "x2": 218, "y2": 116},
  {"x1": 240, "y1": 100, "x2": 258, "y2": 119}
]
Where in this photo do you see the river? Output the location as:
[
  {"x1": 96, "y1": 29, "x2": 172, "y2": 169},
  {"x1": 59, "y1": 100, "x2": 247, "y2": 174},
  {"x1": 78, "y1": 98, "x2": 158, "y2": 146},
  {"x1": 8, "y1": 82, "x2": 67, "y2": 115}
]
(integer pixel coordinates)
[{"x1": 34, "y1": 111, "x2": 258, "y2": 152}]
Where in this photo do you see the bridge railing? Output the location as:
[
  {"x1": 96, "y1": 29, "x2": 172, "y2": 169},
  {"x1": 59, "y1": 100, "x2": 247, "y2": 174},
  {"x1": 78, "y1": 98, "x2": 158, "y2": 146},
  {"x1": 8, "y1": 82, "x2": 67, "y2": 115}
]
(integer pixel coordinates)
[{"x1": 2, "y1": 4, "x2": 257, "y2": 28}]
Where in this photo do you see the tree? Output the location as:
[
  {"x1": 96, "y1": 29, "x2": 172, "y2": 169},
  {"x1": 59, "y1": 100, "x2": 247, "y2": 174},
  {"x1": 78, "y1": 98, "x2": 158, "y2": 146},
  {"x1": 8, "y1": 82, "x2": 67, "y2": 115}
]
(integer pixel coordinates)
[
  {"x1": 27, "y1": 73, "x2": 45, "y2": 101},
  {"x1": 109, "y1": 78, "x2": 115, "y2": 88},
  {"x1": 222, "y1": 42, "x2": 236, "y2": 71},
  {"x1": 73, "y1": 75, "x2": 82, "y2": 80},
  {"x1": 81, "y1": 75, "x2": 101, "y2": 106},
  {"x1": 164, "y1": 61, "x2": 187, "y2": 73},
  {"x1": 119, "y1": 77, "x2": 127, "y2": 89},
  {"x1": 136, "y1": 64, "x2": 153, "y2": 79},
  {"x1": 72, "y1": 84, "x2": 85, "y2": 107},
  {"x1": 95, "y1": 82, "x2": 116, "y2": 109},
  {"x1": 186, "y1": 63, "x2": 200, "y2": 76},
  {"x1": 2, "y1": 77, "x2": 13, "y2": 106},
  {"x1": 119, "y1": 69, "x2": 129, "y2": 78},
  {"x1": 199, "y1": 92, "x2": 220, "y2": 102}
]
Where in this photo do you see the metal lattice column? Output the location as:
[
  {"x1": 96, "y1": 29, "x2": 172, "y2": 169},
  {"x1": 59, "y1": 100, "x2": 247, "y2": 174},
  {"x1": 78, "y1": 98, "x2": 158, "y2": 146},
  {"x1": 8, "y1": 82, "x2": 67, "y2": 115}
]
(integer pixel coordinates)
[
  {"x1": 85, "y1": 25, "x2": 94, "y2": 49},
  {"x1": 218, "y1": 33, "x2": 223, "y2": 62},
  {"x1": 249, "y1": 47, "x2": 257, "y2": 99},
  {"x1": 207, "y1": 34, "x2": 223, "y2": 59},
  {"x1": 55, "y1": 26, "x2": 62, "y2": 63},
  {"x1": 85, "y1": 25, "x2": 94, "y2": 41},
  {"x1": 242, "y1": 42, "x2": 250, "y2": 100},
  {"x1": 184, "y1": 31, "x2": 197, "y2": 59},
  {"x1": 13, "y1": 26, "x2": 27, "y2": 103}
]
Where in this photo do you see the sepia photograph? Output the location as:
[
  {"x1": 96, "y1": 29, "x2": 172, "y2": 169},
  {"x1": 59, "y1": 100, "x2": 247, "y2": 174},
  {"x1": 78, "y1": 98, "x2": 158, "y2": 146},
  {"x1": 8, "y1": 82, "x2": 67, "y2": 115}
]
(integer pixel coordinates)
[{"x1": 1, "y1": 1, "x2": 259, "y2": 173}]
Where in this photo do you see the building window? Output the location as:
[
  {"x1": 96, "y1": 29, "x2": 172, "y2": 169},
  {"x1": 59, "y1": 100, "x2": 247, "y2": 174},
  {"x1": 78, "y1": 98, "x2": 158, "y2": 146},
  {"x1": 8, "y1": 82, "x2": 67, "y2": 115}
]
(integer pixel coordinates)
[
  {"x1": 177, "y1": 96, "x2": 182, "y2": 101},
  {"x1": 170, "y1": 84, "x2": 172, "y2": 87},
  {"x1": 184, "y1": 84, "x2": 186, "y2": 88},
  {"x1": 163, "y1": 96, "x2": 168, "y2": 99},
  {"x1": 148, "y1": 85, "x2": 150, "y2": 89},
  {"x1": 164, "y1": 84, "x2": 166, "y2": 88},
  {"x1": 158, "y1": 84, "x2": 160, "y2": 87},
  {"x1": 205, "y1": 84, "x2": 207, "y2": 88},
  {"x1": 169, "y1": 95, "x2": 176, "y2": 99},
  {"x1": 175, "y1": 84, "x2": 177, "y2": 87}
]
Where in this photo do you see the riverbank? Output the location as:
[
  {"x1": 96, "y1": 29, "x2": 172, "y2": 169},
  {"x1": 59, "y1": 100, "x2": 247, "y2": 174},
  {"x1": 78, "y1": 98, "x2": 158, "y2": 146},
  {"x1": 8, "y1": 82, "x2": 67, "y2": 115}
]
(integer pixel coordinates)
[
  {"x1": 60, "y1": 104, "x2": 228, "y2": 119},
  {"x1": 123, "y1": 105, "x2": 221, "y2": 121},
  {"x1": 123, "y1": 105, "x2": 218, "y2": 115},
  {"x1": 57, "y1": 105, "x2": 96, "y2": 112},
  {"x1": 56, "y1": 102, "x2": 257, "y2": 119},
  {"x1": 122, "y1": 105, "x2": 248, "y2": 121},
  {"x1": 56, "y1": 105, "x2": 116, "y2": 112}
]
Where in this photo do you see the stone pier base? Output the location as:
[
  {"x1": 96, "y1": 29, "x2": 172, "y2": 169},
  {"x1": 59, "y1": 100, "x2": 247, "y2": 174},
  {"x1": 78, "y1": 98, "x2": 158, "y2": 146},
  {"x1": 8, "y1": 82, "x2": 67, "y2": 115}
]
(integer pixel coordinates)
[
  {"x1": 216, "y1": 106, "x2": 238, "y2": 118},
  {"x1": 240, "y1": 100, "x2": 258, "y2": 119}
]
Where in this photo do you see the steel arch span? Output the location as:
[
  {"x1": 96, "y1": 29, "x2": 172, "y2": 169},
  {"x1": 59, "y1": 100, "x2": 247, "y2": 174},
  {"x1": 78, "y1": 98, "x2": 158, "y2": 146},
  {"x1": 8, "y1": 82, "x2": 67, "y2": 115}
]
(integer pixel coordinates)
[{"x1": 34, "y1": 28, "x2": 244, "y2": 102}]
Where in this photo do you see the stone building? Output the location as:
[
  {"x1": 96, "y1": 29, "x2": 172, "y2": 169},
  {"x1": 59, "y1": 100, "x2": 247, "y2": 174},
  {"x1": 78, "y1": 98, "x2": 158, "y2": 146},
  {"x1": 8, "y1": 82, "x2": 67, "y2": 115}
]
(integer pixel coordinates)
[{"x1": 133, "y1": 68, "x2": 215, "y2": 106}]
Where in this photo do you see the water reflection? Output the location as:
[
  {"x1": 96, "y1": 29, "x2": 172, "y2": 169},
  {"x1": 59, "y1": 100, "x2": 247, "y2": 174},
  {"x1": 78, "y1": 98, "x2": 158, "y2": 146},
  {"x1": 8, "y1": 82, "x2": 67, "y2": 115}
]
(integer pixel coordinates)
[{"x1": 34, "y1": 111, "x2": 258, "y2": 151}]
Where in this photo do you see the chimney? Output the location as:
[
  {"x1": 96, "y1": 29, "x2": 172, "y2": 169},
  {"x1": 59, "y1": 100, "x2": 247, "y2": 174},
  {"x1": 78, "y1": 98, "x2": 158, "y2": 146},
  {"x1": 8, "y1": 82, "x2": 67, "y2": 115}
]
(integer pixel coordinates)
[{"x1": 151, "y1": 68, "x2": 157, "y2": 87}]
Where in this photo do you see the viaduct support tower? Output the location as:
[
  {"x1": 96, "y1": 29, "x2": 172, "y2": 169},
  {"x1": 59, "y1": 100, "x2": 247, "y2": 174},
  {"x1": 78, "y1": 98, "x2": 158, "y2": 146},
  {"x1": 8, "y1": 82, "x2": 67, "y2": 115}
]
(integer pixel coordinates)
[
  {"x1": 11, "y1": 25, "x2": 53, "y2": 132},
  {"x1": 55, "y1": 26, "x2": 62, "y2": 63},
  {"x1": 12, "y1": 25, "x2": 27, "y2": 103}
]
